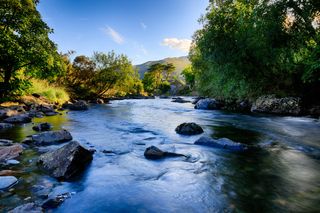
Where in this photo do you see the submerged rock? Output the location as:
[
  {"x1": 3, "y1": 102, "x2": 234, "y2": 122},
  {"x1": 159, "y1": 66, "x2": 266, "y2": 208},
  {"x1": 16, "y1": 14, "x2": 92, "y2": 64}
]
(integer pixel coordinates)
[
  {"x1": 8, "y1": 202, "x2": 43, "y2": 213},
  {"x1": 251, "y1": 95, "x2": 301, "y2": 115},
  {"x1": 42, "y1": 192, "x2": 73, "y2": 209},
  {"x1": 171, "y1": 97, "x2": 190, "y2": 103},
  {"x1": 4, "y1": 114, "x2": 31, "y2": 124},
  {"x1": 175, "y1": 122, "x2": 204, "y2": 135},
  {"x1": 0, "y1": 176, "x2": 18, "y2": 190},
  {"x1": 194, "y1": 136, "x2": 248, "y2": 152},
  {"x1": 144, "y1": 146, "x2": 185, "y2": 160},
  {"x1": 194, "y1": 98, "x2": 222, "y2": 110},
  {"x1": 32, "y1": 123, "x2": 52, "y2": 132},
  {"x1": 25, "y1": 130, "x2": 72, "y2": 146},
  {"x1": 0, "y1": 123, "x2": 14, "y2": 129},
  {"x1": 38, "y1": 141, "x2": 93, "y2": 180},
  {"x1": 0, "y1": 144, "x2": 23, "y2": 162}
]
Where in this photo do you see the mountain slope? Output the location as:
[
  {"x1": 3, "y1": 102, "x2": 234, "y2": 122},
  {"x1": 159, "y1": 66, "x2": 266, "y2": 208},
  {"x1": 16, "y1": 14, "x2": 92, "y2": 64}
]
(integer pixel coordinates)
[{"x1": 135, "y1": 56, "x2": 190, "y2": 79}]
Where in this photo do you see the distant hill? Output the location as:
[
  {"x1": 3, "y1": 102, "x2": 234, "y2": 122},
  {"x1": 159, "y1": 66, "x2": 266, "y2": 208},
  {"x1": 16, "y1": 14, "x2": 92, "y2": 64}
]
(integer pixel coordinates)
[{"x1": 135, "y1": 56, "x2": 190, "y2": 79}]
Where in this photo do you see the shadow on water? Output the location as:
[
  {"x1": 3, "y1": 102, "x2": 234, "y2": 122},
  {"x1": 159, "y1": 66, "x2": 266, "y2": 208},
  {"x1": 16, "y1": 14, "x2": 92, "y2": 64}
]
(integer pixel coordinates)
[{"x1": 210, "y1": 124, "x2": 262, "y2": 145}]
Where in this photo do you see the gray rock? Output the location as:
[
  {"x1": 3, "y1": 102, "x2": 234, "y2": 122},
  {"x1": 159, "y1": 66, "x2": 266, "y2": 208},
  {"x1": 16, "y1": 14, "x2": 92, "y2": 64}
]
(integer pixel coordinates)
[
  {"x1": 25, "y1": 130, "x2": 72, "y2": 146},
  {"x1": 192, "y1": 97, "x2": 205, "y2": 105},
  {"x1": 194, "y1": 136, "x2": 248, "y2": 152},
  {"x1": 27, "y1": 110, "x2": 44, "y2": 118},
  {"x1": 44, "y1": 111, "x2": 58, "y2": 116},
  {"x1": 0, "y1": 176, "x2": 18, "y2": 190},
  {"x1": 144, "y1": 146, "x2": 185, "y2": 160},
  {"x1": 37, "y1": 105, "x2": 54, "y2": 113},
  {"x1": 0, "y1": 139, "x2": 13, "y2": 146},
  {"x1": 0, "y1": 144, "x2": 23, "y2": 162},
  {"x1": 175, "y1": 122, "x2": 204, "y2": 135},
  {"x1": 64, "y1": 100, "x2": 88, "y2": 111},
  {"x1": 8, "y1": 202, "x2": 43, "y2": 213},
  {"x1": 42, "y1": 192, "x2": 73, "y2": 209},
  {"x1": 32, "y1": 123, "x2": 52, "y2": 132},
  {"x1": 0, "y1": 109, "x2": 21, "y2": 119},
  {"x1": 38, "y1": 141, "x2": 93, "y2": 180},
  {"x1": 194, "y1": 98, "x2": 222, "y2": 110},
  {"x1": 251, "y1": 95, "x2": 301, "y2": 115},
  {"x1": 4, "y1": 114, "x2": 31, "y2": 124},
  {"x1": 0, "y1": 123, "x2": 14, "y2": 129}
]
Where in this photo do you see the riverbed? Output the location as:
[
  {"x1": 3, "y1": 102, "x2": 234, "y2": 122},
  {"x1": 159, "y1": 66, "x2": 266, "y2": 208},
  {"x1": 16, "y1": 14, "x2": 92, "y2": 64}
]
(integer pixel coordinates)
[{"x1": 1, "y1": 98, "x2": 320, "y2": 212}]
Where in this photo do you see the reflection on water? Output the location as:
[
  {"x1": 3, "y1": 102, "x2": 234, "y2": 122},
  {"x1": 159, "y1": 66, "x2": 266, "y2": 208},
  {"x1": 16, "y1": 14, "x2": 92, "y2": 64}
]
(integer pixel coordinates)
[{"x1": 0, "y1": 98, "x2": 319, "y2": 212}]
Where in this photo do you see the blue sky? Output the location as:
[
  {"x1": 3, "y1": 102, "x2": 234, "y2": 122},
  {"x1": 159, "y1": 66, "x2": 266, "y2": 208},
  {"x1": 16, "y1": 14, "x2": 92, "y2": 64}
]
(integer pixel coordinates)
[{"x1": 37, "y1": 0, "x2": 208, "y2": 64}]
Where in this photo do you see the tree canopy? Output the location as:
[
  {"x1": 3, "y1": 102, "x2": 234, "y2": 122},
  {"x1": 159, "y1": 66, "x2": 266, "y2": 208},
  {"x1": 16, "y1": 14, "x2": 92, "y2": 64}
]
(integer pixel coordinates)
[
  {"x1": 0, "y1": 0, "x2": 65, "y2": 97},
  {"x1": 191, "y1": 0, "x2": 320, "y2": 101}
]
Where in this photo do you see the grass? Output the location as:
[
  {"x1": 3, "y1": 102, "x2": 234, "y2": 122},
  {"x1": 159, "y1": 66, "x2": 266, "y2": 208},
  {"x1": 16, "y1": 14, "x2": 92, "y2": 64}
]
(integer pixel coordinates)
[{"x1": 28, "y1": 79, "x2": 69, "y2": 104}]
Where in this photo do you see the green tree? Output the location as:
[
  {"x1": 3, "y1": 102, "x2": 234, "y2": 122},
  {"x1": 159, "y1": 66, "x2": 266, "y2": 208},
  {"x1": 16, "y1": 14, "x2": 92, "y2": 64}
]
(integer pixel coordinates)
[
  {"x1": 191, "y1": 0, "x2": 320, "y2": 100},
  {"x1": 181, "y1": 66, "x2": 195, "y2": 89},
  {"x1": 142, "y1": 62, "x2": 176, "y2": 93},
  {"x1": 163, "y1": 63, "x2": 175, "y2": 81},
  {"x1": 0, "y1": 0, "x2": 64, "y2": 97},
  {"x1": 92, "y1": 51, "x2": 137, "y2": 97}
]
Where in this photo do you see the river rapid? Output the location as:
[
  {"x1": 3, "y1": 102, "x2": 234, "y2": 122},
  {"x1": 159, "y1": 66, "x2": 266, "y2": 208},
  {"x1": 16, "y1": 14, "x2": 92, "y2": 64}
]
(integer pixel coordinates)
[{"x1": 1, "y1": 98, "x2": 320, "y2": 212}]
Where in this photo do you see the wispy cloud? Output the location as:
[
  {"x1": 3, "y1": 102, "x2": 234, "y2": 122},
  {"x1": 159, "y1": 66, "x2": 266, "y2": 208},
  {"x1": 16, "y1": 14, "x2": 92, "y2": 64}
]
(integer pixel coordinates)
[
  {"x1": 161, "y1": 38, "x2": 192, "y2": 52},
  {"x1": 103, "y1": 26, "x2": 124, "y2": 44},
  {"x1": 133, "y1": 42, "x2": 148, "y2": 55},
  {"x1": 140, "y1": 22, "x2": 147, "y2": 30}
]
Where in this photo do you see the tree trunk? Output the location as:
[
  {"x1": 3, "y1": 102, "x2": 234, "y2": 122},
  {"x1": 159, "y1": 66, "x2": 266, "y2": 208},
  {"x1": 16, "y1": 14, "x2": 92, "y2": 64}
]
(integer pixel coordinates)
[{"x1": 0, "y1": 68, "x2": 12, "y2": 99}]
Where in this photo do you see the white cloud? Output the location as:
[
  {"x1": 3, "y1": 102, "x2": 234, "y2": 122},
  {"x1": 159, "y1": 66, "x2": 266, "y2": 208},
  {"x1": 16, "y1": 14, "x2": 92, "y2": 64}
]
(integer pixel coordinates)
[
  {"x1": 161, "y1": 38, "x2": 192, "y2": 52},
  {"x1": 140, "y1": 22, "x2": 147, "y2": 29},
  {"x1": 103, "y1": 26, "x2": 124, "y2": 44}
]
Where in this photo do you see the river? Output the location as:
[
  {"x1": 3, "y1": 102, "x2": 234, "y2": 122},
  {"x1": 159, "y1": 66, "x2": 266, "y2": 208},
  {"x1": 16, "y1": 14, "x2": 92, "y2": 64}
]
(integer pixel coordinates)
[{"x1": 1, "y1": 98, "x2": 320, "y2": 212}]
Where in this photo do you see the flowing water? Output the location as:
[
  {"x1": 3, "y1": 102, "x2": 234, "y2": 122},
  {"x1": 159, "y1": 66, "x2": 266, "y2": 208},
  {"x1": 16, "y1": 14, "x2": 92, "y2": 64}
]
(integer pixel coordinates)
[{"x1": 0, "y1": 98, "x2": 320, "y2": 212}]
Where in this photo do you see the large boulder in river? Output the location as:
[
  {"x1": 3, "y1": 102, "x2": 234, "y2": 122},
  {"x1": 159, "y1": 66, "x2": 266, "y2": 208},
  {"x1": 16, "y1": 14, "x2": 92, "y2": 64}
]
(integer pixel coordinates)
[
  {"x1": 25, "y1": 130, "x2": 72, "y2": 146},
  {"x1": 175, "y1": 122, "x2": 204, "y2": 135},
  {"x1": 38, "y1": 141, "x2": 93, "y2": 180},
  {"x1": 194, "y1": 136, "x2": 248, "y2": 152},
  {"x1": 0, "y1": 176, "x2": 18, "y2": 190},
  {"x1": 4, "y1": 114, "x2": 31, "y2": 124},
  {"x1": 251, "y1": 95, "x2": 301, "y2": 115},
  {"x1": 0, "y1": 144, "x2": 23, "y2": 162},
  {"x1": 194, "y1": 98, "x2": 222, "y2": 110},
  {"x1": 144, "y1": 146, "x2": 185, "y2": 160}
]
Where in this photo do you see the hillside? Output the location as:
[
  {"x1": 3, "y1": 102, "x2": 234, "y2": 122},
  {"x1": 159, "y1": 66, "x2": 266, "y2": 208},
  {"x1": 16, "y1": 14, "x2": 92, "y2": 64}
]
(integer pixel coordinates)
[{"x1": 135, "y1": 56, "x2": 190, "y2": 79}]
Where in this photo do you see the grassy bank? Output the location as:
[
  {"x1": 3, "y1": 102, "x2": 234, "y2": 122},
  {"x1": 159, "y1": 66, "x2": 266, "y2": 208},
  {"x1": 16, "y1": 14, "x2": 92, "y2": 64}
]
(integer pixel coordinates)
[{"x1": 27, "y1": 79, "x2": 69, "y2": 104}]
